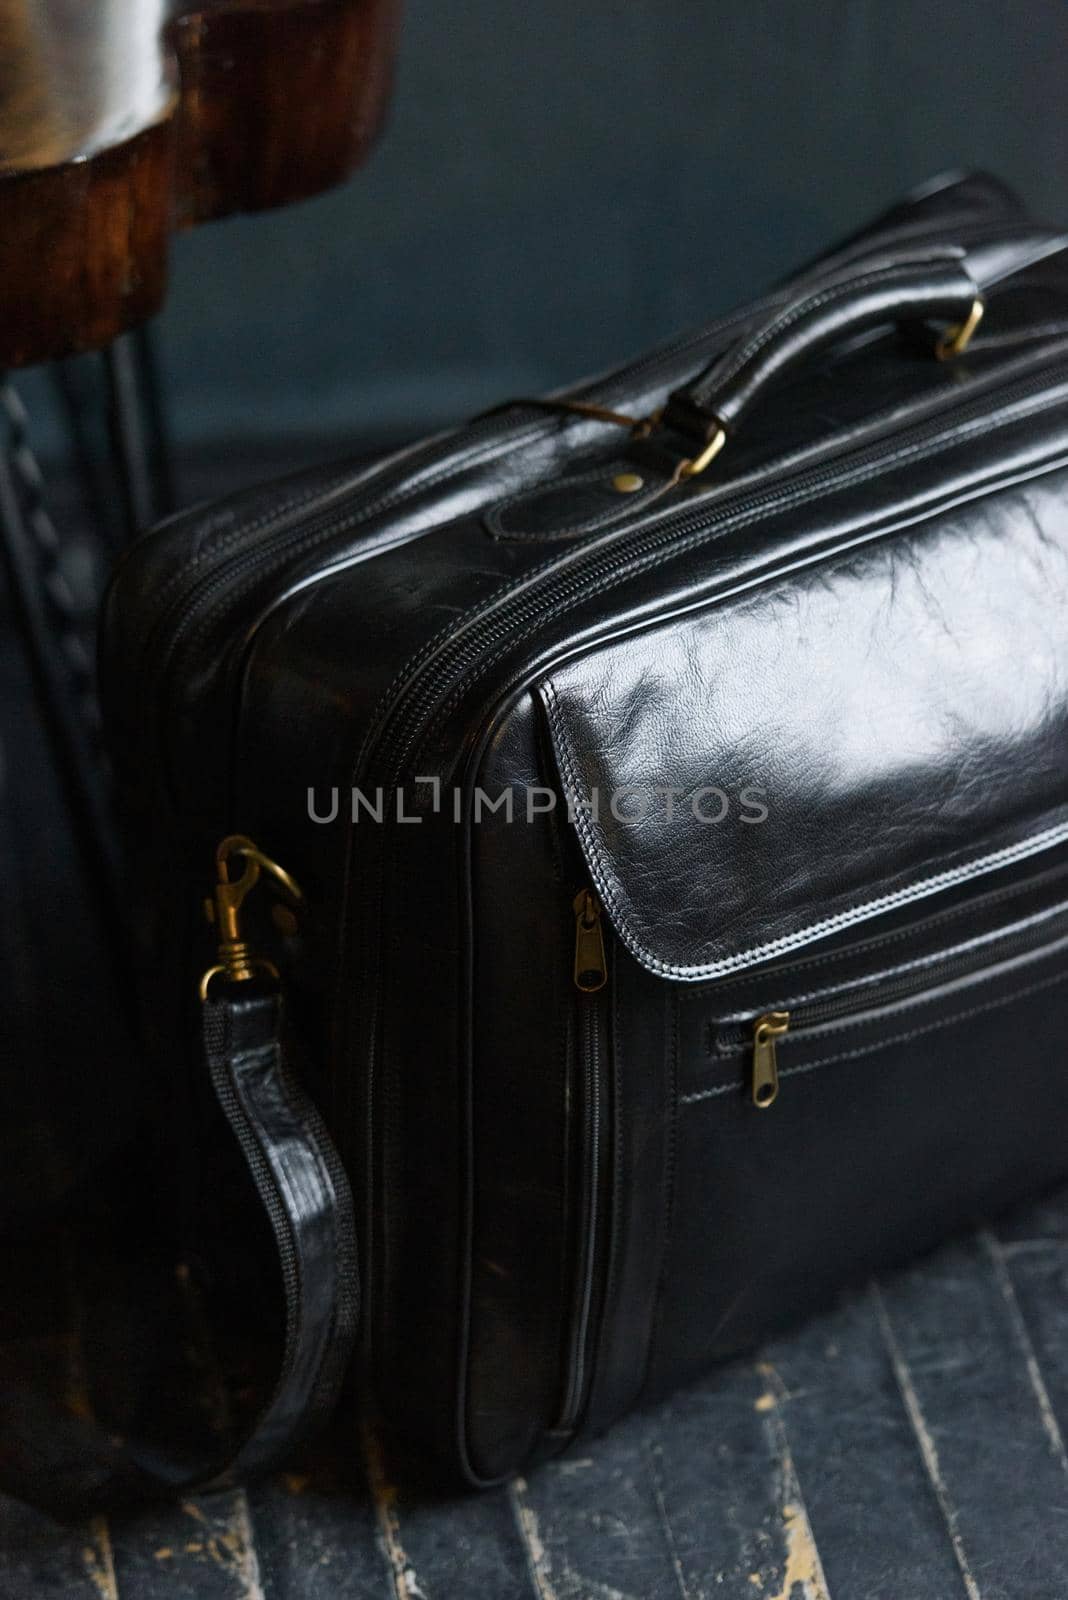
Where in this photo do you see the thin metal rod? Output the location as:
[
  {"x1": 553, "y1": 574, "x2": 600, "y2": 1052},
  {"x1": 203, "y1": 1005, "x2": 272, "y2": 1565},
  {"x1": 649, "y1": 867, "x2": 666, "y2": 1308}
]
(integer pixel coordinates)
[
  {"x1": 104, "y1": 329, "x2": 175, "y2": 540},
  {"x1": 0, "y1": 380, "x2": 130, "y2": 978},
  {"x1": 132, "y1": 324, "x2": 175, "y2": 519}
]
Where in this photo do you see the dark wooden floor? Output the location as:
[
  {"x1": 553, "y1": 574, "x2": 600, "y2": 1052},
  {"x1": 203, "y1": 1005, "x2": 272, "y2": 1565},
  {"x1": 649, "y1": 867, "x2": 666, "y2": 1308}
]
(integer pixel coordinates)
[
  {"x1": 3, "y1": 444, "x2": 1068, "y2": 1599},
  {"x1": 5, "y1": 1190, "x2": 1068, "y2": 1600}
]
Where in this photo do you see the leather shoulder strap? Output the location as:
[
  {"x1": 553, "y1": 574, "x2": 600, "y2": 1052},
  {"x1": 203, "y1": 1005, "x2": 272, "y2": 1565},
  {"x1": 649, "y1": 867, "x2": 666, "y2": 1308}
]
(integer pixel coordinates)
[
  {"x1": 0, "y1": 983, "x2": 358, "y2": 1513},
  {"x1": 200, "y1": 984, "x2": 359, "y2": 1485}
]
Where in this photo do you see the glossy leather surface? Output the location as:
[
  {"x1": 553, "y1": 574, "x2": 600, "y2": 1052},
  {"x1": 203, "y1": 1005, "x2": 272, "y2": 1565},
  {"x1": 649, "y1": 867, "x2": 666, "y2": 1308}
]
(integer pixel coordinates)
[
  {"x1": 538, "y1": 446, "x2": 1068, "y2": 979},
  {"x1": 101, "y1": 172, "x2": 1068, "y2": 1485},
  {"x1": 663, "y1": 249, "x2": 982, "y2": 442},
  {"x1": 0, "y1": 986, "x2": 358, "y2": 1509},
  {"x1": 202, "y1": 988, "x2": 359, "y2": 1480}
]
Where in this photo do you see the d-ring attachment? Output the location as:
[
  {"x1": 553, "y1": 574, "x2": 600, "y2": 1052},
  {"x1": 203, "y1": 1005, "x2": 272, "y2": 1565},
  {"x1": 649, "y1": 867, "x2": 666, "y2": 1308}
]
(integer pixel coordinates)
[
  {"x1": 199, "y1": 834, "x2": 303, "y2": 1000},
  {"x1": 673, "y1": 424, "x2": 728, "y2": 482},
  {"x1": 935, "y1": 297, "x2": 984, "y2": 362}
]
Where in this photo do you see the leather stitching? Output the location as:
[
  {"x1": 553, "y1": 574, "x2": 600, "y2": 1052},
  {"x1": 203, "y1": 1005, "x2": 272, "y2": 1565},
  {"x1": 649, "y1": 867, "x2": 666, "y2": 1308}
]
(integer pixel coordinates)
[
  {"x1": 484, "y1": 465, "x2": 665, "y2": 542},
  {"x1": 542, "y1": 676, "x2": 1068, "y2": 981},
  {"x1": 426, "y1": 390, "x2": 1068, "y2": 782},
  {"x1": 692, "y1": 857, "x2": 1068, "y2": 1000},
  {"x1": 705, "y1": 905, "x2": 1068, "y2": 1033},
  {"x1": 690, "y1": 256, "x2": 968, "y2": 404},
  {"x1": 636, "y1": 989, "x2": 681, "y2": 1406},
  {"x1": 678, "y1": 961, "x2": 1068, "y2": 1105}
]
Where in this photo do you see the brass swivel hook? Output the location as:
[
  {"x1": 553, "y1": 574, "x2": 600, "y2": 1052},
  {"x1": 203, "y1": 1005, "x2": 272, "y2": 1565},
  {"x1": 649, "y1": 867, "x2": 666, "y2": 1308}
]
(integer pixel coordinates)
[{"x1": 199, "y1": 834, "x2": 302, "y2": 1000}]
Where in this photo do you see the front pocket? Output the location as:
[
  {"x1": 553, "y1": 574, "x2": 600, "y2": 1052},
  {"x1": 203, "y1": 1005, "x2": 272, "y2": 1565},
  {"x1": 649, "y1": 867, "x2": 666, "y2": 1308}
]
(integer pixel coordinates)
[
  {"x1": 646, "y1": 868, "x2": 1068, "y2": 1397},
  {"x1": 682, "y1": 859, "x2": 1068, "y2": 1109}
]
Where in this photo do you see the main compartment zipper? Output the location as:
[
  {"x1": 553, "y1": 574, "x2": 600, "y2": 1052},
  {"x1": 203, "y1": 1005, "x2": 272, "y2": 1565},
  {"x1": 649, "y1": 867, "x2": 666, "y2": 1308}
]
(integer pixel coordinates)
[
  {"x1": 142, "y1": 217, "x2": 1056, "y2": 747},
  {"x1": 557, "y1": 976, "x2": 607, "y2": 1433},
  {"x1": 358, "y1": 358, "x2": 1068, "y2": 793}
]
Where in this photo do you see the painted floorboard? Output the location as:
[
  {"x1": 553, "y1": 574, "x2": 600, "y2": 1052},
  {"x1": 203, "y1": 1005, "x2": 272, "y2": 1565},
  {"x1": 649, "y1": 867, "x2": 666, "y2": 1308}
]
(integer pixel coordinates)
[
  {"x1": 0, "y1": 1237, "x2": 118, "y2": 1600},
  {"x1": 758, "y1": 1287, "x2": 967, "y2": 1600},
  {"x1": 508, "y1": 1411, "x2": 693, "y2": 1600},
  {"x1": 872, "y1": 1233, "x2": 1068, "y2": 1600},
  {"x1": 992, "y1": 1189, "x2": 1068, "y2": 1443},
  {"x1": 244, "y1": 1445, "x2": 388, "y2": 1600},
  {"x1": 642, "y1": 1359, "x2": 831, "y2": 1600},
  {"x1": 359, "y1": 1421, "x2": 536, "y2": 1600}
]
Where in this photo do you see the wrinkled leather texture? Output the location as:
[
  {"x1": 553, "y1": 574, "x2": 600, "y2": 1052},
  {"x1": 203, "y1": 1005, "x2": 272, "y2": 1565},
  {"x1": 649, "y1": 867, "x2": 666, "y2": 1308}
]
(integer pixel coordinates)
[
  {"x1": 100, "y1": 172, "x2": 1068, "y2": 1486},
  {"x1": 537, "y1": 447, "x2": 1068, "y2": 979},
  {"x1": 201, "y1": 989, "x2": 359, "y2": 1481}
]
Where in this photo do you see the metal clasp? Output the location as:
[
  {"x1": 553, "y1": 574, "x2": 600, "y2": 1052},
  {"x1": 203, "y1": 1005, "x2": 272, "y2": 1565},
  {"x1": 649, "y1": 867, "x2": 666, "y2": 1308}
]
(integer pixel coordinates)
[
  {"x1": 199, "y1": 834, "x2": 302, "y2": 1000},
  {"x1": 935, "y1": 296, "x2": 984, "y2": 361},
  {"x1": 672, "y1": 423, "x2": 727, "y2": 483}
]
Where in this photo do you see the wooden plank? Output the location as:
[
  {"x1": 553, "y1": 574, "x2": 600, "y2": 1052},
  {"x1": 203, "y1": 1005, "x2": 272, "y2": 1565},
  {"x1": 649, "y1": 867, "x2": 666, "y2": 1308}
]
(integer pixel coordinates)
[
  {"x1": 508, "y1": 1410, "x2": 693, "y2": 1600},
  {"x1": 248, "y1": 1415, "x2": 539, "y2": 1600},
  {"x1": 0, "y1": 1496, "x2": 116, "y2": 1600},
  {"x1": 991, "y1": 1190, "x2": 1068, "y2": 1453},
  {"x1": 0, "y1": 1234, "x2": 118, "y2": 1600},
  {"x1": 241, "y1": 1425, "x2": 389, "y2": 1600},
  {"x1": 361, "y1": 1420, "x2": 535, "y2": 1600},
  {"x1": 106, "y1": 1490, "x2": 266, "y2": 1600},
  {"x1": 759, "y1": 1288, "x2": 966, "y2": 1600},
  {"x1": 873, "y1": 1231, "x2": 1068, "y2": 1600},
  {"x1": 103, "y1": 1255, "x2": 274, "y2": 1600},
  {"x1": 73, "y1": 1223, "x2": 269, "y2": 1599},
  {"x1": 643, "y1": 1359, "x2": 831, "y2": 1600}
]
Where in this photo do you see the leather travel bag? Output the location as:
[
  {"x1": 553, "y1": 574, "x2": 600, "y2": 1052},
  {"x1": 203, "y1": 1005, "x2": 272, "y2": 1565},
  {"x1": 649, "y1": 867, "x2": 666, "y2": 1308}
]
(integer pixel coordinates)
[{"x1": 100, "y1": 171, "x2": 1068, "y2": 1487}]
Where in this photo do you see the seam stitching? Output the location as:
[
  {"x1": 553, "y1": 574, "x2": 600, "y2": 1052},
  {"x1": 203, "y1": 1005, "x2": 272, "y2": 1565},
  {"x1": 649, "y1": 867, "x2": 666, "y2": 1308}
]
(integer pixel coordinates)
[
  {"x1": 679, "y1": 962, "x2": 1068, "y2": 1104},
  {"x1": 542, "y1": 679, "x2": 1068, "y2": 979}
]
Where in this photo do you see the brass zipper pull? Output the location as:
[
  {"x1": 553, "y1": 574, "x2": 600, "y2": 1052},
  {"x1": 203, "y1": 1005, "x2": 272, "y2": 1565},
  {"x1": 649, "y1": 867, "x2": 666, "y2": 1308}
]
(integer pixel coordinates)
[
  {"x1": 573, "y1": 890, "x2": 607, "y2": 992},
  {"x1": 752, "y1": 1011, "x2": 790, "y2": 1108}
]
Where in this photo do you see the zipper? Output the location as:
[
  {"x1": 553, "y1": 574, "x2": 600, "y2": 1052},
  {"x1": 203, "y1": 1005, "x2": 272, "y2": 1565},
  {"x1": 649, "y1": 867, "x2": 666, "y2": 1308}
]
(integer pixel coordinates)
[
  {"x1": 573, "y1": 889, "x2": 608, "y2": 992},
  {"x1": 732, "y1": 905, "x2": 1068, "y2": 1108},
  {"x1": 751, "y1": 1013, "x2": 790, "y2": 1108},
  {"x1": 141, "y1": 215, "x2": 1045, "y2": 745},
  {"x1": 557, "y1": 891, "x2": 610, "y2": 1431},
  {"x1": 359, "y1": 361, "x2": 1068, "y2": 788}
]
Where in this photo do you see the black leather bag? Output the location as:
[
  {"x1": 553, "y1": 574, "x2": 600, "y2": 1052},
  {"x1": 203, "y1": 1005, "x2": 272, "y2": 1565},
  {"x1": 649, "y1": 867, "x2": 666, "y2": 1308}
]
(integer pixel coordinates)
[{"x1": 99, "y1": 170, "x2": 1068, "y2": 1488}]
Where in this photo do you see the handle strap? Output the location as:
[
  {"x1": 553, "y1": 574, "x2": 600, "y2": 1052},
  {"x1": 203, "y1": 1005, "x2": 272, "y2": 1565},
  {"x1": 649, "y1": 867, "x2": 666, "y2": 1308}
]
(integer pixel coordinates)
[
  {"x1": 200, "y1": 983, "x2": 359, "y2": 1484},
  {"x1": 0, "y1": 983, "x2": 358, "y2": 1513},
  {"x1": 661, "y1": 249, "x2": 982, "y2": 461}
]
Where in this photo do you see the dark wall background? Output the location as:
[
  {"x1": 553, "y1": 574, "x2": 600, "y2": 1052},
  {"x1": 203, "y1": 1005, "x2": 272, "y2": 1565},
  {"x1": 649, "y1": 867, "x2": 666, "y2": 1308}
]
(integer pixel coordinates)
[{"x1": 104, "y1": 1, "x2": 1068, "y2": 451}]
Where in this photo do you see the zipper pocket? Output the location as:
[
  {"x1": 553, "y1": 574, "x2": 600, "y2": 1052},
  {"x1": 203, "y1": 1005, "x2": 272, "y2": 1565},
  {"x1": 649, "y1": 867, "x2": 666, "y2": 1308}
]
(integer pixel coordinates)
[
  {"x1": 713, "y1": 894, "x2": 1068, "y2": 1109},
  {"x1": 557, "y1": 891, "x2": 611, "y2": 1432}
]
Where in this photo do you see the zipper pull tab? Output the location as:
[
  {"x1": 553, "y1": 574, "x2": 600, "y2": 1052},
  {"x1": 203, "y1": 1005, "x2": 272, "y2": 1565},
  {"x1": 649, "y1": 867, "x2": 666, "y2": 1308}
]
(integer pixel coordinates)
[
  {"x1": 752, "y1": 1011, "x2": 790, "y2": 1109},
  {"x1": 573, "y1": 890, "x2": 607, "y2": 993}
]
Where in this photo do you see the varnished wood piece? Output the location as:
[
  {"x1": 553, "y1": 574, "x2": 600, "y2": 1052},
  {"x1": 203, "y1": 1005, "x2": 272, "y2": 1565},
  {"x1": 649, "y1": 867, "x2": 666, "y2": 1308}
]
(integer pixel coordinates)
[{"x1": 0, "y1": 0, "x2": 400, "y2": 368}]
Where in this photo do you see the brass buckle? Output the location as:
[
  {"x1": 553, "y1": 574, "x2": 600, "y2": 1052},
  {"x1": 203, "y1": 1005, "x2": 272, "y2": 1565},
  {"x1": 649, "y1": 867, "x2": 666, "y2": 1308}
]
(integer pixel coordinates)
[
  {"x1": 199, "y1": 835, "x2": 302, "y2": 1000},
  {"x1": 935, "y1": 296, "x2": 984, "y2": 362},
  {"x1": 673, "y1": 424, "x2": 727, "y2": 483},
  {"x1": 518, "y1": 398, "x2": 728, "y2": 484}
]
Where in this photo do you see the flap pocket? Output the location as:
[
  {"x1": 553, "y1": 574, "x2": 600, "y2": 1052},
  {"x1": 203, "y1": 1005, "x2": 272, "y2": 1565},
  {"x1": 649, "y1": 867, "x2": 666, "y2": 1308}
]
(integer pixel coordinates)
[{"x1": 538, "y1": 472, "x2": 1068, "y2": 980}]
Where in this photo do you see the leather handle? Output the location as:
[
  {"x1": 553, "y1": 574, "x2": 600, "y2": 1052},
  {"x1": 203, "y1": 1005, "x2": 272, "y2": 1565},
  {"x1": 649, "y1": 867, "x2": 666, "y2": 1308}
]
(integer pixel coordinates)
[
  {"x1": 0, "y1": 984, "x2": 358, "y2": 1514},
  {"x1": 661, "y1": 250, "x2": 983, "y2": 458},
  {"x1": 200, "y1": 984, "x2": 359, "y2": 1484}
]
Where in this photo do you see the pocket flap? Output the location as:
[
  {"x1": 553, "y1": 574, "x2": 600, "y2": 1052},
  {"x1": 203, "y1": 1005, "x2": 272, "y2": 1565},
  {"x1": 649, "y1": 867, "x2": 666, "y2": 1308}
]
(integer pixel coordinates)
[{"x1": 538, "y1": 471, "x2": 1068, "y2": 980}]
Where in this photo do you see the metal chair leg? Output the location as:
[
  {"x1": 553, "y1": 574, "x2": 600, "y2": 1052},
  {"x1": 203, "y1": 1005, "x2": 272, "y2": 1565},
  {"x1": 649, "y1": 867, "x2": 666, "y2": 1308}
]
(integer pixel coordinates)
[
  {"x1": 104, "y1": 328, "x2": 175, "y2": 539},
  {"x1": 0, "y1": 379, "x2": 128, "y2": 975}
]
